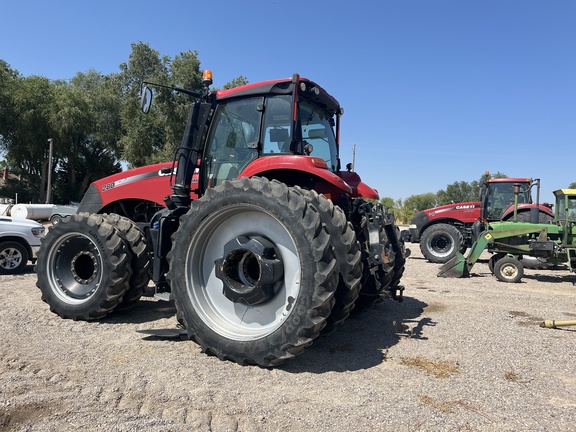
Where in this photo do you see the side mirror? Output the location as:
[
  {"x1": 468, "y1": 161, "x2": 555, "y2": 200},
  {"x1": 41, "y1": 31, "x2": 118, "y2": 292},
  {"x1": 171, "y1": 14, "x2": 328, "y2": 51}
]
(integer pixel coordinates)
[{"x1": 140, "y1": 86, "x2": 153, "y2": 114}]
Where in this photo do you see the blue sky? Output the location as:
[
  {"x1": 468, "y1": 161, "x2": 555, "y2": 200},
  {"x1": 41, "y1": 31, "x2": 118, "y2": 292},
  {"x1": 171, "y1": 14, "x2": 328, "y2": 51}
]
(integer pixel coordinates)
[{"x1": 1, "y1": 0, "x2": 574, "y2": 202}]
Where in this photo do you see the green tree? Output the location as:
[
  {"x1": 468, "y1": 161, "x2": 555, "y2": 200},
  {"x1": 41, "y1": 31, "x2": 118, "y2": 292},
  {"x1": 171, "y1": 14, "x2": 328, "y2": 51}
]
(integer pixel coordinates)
[
  {"x1": 118, "y1": 42, "x2": 249, "y2": 166},
  {"x1": 0, "y1": 71, "x2": 55, "y2": 202},
  {"x1": 398, "y1": 193, "x2": 437, "y2": 224},
  {"x1": 0, "y1": 62, "x2": 122, "y2": 203},
  {"x1": 379, "y1": 197, "x2": 395, "y2": 209},
  {"x1": 435, "y1": 172, "x2": 508, "y2": 206},
  {"x1": 117, "y1": 43, "x2": 208, "y2": 166},
  {"x1": 569, "y1": 182, "x2": 576, "y2": 189},
  {"x1": 222, "y1": 76, "x2": 249, "y2": 90},
  {"x1": 436, "y1": 181, "x2": 478, "y2": 205}
]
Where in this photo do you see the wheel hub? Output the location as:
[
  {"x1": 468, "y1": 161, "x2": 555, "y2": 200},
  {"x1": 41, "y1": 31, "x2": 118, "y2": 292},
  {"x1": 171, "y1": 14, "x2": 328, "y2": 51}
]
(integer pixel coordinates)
[
  {"x1": 215, "y1": 236, "x2": 283, "y2": 305},
  {"x1": 501, "y1": 264, "x2": 518, "y2": 279},
  {"x1": 0, "y1": 249, "x2": 21, "y2": 269},
  {"x1": 433, "y1": 236, "x2": 450, "y2": 252},
  {"x1": 55, "y1": 236, "x2": 101, "y2": 298},
  {"x1": 70, "y1": 250, "x2": 98, "y2": 284}
]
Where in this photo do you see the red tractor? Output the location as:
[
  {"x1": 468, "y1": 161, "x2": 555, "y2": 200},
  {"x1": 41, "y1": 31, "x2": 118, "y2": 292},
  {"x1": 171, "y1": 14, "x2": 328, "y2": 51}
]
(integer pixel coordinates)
[
  {"x1": 402, "y1": 177, "x2": 554, "y2": 263},
  {"x1": 36, "y1": 71, "x2": 408, "y2": 366}
]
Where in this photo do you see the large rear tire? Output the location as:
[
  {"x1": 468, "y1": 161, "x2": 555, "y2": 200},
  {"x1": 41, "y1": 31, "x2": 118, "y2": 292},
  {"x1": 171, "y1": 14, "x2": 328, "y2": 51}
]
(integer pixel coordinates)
[
  {"x1": 167, "y1": 177, "x2": 338, "y2": 366},
  {"x1": 512, "y1": 211, "x2": 554, "y2": 224},
  {"x1": 35, "y1": 213, "x2": 132, "y2": 320},
  {"x1": 420, "y1": 223, "x2": 464, "y2": 263},
  {"x1": 294, "y1": 187, "x2": 362, "y2": 334}
]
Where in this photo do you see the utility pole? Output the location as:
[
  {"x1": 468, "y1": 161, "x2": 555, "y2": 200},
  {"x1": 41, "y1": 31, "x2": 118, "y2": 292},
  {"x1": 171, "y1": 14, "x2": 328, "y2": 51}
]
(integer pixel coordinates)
[{"x1": 46, "y1": 138, "x2": 53, "y2": 204}]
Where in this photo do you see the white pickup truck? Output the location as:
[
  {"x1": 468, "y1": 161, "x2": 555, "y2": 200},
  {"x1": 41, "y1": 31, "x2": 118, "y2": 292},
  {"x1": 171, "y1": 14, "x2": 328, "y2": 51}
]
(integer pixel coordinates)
[{"x1": 0, "y1": 216, "x2": 46, "y2": 274}]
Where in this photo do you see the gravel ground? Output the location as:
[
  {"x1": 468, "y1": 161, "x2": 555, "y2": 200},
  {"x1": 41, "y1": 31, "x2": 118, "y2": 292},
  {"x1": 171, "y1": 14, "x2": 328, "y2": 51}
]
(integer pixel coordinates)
[{"x1": 1, "y1": 241, "x2": 575, "y2": 431}]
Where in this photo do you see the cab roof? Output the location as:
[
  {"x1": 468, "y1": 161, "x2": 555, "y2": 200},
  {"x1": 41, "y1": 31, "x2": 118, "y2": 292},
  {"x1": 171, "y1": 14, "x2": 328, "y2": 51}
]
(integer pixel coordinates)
[
  {"x1": 213, "y1": 76, "x2": 341, "y2": 116},
  {"x1": 554, "y1": 189, "x2": 576, "y2": 197}
]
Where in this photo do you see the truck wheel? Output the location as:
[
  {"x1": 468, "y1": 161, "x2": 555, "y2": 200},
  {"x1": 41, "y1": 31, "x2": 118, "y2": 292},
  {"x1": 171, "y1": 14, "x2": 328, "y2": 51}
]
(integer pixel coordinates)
[
  {"x1": 294, "y1": 188, "x2": 362, "y2": 334},
  {"x1": 493, "y1": 256, "x2": 524, "y2": 283},
  {"x1": 50, "y1": 214, "x2": 62, "y2": 225},
  {"x1": 103, "y1": 214, "x2": 152, "y2": 306},
  {"x1": 0, "y1": 241, "x2": 28, "y2": 275},
  {"x1": 167, "y1": 177, "x2": 338, "y2": 366},
  {"x1": 420, "y1": 223, "x2": 464, "y2": 263},
  {"x1": 35, "y1": 213, "x2": 132, "y2": 320}
]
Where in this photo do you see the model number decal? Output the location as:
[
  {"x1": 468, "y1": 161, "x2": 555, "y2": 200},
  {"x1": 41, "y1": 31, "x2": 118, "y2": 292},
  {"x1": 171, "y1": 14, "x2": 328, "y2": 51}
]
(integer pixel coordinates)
[
  {"x1": 99, "y1": 166, "x2": 171, "y2": 193},
  {"x1": 102, "y1": 182, "x2": 115, "y2": 192}
]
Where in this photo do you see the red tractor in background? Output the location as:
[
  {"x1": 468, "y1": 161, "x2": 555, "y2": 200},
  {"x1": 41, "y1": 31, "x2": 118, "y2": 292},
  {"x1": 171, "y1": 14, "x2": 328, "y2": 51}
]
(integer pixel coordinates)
[
  {"x1": 401, "y1": 176, "x2": 554, "y2": 263},
  {"x1": 36, "y1": 71, "x2": 408, "y2": 366}
]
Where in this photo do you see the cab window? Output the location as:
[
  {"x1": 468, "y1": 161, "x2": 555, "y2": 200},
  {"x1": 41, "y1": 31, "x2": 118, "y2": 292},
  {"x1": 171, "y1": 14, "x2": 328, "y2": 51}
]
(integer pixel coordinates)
[
  {"x1": 299, "y1": 99, "x2": 338, "y2": 172},
  {"x1": 204, "y1": 97, "x2": 261, "y2": 187}
]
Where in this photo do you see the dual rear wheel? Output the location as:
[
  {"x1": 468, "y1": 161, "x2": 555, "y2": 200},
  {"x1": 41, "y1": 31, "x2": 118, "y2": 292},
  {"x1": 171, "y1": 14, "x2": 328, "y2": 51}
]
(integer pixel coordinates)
[{"x1": 36, "y1": 213, "x2": 151, "y2": 320}]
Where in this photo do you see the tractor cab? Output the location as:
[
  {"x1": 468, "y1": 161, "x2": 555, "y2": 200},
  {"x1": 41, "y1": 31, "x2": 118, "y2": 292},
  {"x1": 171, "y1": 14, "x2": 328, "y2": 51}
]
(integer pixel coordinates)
[
  {"x1": 480, "y1": 178, "x2": 534, "y2": 221},
  {"x1": 555, "y1": 189, "x2": 576, "y2": 223},
  {"x1": 201, "y1": 83, "x2": 341, "y2": 188},
  {"x1": 554, "y1": 189, "x2": 576, "y2": 246}
]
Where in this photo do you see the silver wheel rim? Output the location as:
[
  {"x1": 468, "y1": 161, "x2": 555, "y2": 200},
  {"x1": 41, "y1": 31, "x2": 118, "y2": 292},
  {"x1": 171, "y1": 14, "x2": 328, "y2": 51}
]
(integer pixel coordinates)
[
  {"x1": 427, "y1": 234, "x2": 455, "y2": 258},
  {"x1": 500, "y1": 263, "x2": 519, "y2": 280},
  {"x1": 184, "y1": 204, "x2": 301, "y2": 341},
  {"x1": 0, "y1": 247, "x2": 23, "y2": 270},
  {"x1": 46, "y1": 232, "x2": 103, "y2": 304}
]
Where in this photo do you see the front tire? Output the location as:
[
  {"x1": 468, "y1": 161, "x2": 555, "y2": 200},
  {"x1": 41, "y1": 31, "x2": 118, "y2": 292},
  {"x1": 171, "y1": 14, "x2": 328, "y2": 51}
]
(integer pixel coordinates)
[
  {"x1": 35, "y1": 213, "x2": 133, "y2": 320},
  {"x1": 493, "y1": 256, "x2": 524, "y2": 283},
  {"x1": 0, "y1": 241, "x2": 28, "y2": 275},
  {"x1": 167, "y1": 177, "x2": 338, "y2": 366},
  {"x1": 488, "y1": 253, "x2": 505, "y2": 273},
  {"x1": 420, "y1": 223, "x2": 464, "y2": 263}
]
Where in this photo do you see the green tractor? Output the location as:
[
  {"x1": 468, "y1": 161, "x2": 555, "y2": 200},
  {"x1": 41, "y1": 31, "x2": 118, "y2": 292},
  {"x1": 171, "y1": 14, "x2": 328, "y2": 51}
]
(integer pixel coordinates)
[{"x1": 438, "y1": 189, "x2": 576, "y2": 283}]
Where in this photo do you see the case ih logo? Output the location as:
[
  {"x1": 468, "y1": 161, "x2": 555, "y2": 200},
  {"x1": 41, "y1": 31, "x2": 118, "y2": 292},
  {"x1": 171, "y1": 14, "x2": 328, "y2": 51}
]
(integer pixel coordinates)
[{"x1": 456, "y1": 204, "x2": 476, "y2": 210}]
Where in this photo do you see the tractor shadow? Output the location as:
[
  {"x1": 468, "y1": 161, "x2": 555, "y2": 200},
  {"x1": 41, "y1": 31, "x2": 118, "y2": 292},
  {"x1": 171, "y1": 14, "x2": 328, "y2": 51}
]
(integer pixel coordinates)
[
  {"x1": 103, "y1": 294, "x2": 177, "y2": 325},
  {"x1": 282, "y1": 296, "x2": 430, "y2": 374},
  {"x1": 522, "y1": 273, "x2": 576, "y2": 284},
  {"x1": 102, "y1": 290, "x2": 432, "y2": 372},
  {"x1": 20, "y1": 264, "x2": 37, "y2": 275}
]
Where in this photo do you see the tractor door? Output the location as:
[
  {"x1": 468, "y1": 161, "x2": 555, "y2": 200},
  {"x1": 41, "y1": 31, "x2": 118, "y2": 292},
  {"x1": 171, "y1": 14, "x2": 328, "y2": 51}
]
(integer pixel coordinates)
[{"x1": 202, "y1": 97, "x2": 262, "y2": 188}]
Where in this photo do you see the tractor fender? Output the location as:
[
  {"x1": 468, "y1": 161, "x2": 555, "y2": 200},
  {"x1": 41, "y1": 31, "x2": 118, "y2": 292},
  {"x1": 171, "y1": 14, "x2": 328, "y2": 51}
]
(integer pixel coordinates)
[
  {"x1": 501, "y1": 204, "x2": 554, "y2": 222},
  {"x1": 240, "y1": 156, "x2": 353, "y2": 195}
]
